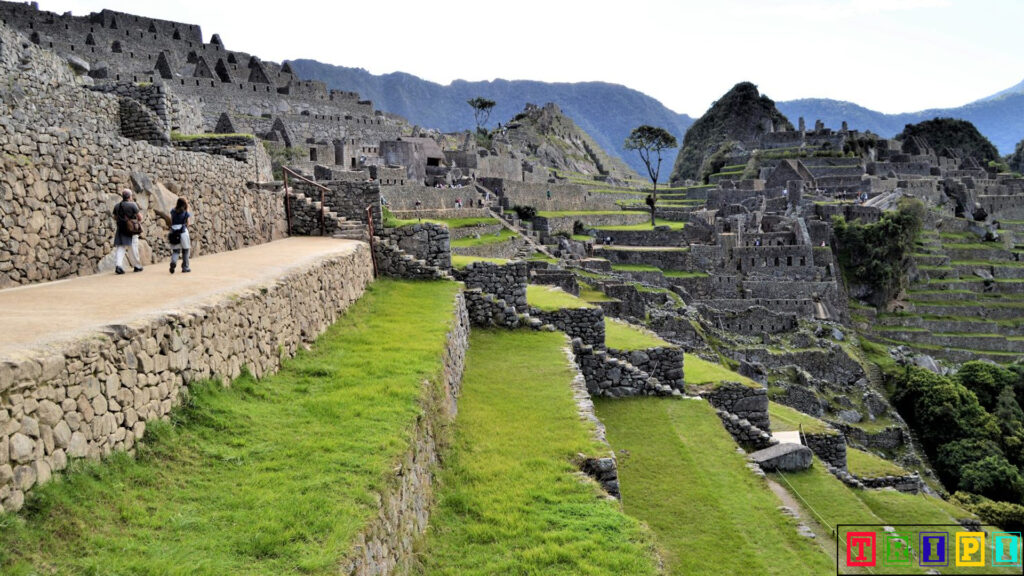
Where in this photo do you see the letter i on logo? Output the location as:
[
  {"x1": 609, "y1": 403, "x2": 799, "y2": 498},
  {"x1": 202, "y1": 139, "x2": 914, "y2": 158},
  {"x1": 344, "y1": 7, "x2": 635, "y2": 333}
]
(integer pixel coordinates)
[
  {"x1": 919, "y1": 532, "x2": 948, "y2": 567},
  {"x1": 847, "y1": 532, "x2": 876, "y2": 567},
  {"x1": 993, "y1": 532, "x2": 1022, "y2": 568}
]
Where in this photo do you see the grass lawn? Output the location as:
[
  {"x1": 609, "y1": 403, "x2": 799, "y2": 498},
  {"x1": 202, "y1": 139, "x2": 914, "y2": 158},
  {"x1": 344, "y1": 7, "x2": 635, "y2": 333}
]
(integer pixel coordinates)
[
  {"x1": 527, "y1": 285, "x2": 595, "y2": 311},
  {"x1": 420, "y1": 330, "x2": 659, "y2": 576},
  {"x1": 605, "y1": 318, "x2": 670, "y2": 350},
  {"x1": 611, "y1": 263, "x2": 662, "y2": 273},
  {"x1": 0, "y1": 279, "x2": 460, "y2": 576},
  {"x1": 451, "y1": 255, "x2": 509, "y2": 269},
  {"x1": 537, "y1": 210, "x2": 629, "y2": 218},
  {"x1": 770, "y1": 457, "x2": 1010, "y2": 574},
  {"x1": 596, "y1": 398, "x2": 833, "y2": 575},
  {"x1": 579, "y1": 281, "x2": 617, "y2": 303},
  {"x1": 594, "y1": 219, "x2": 686, "y2": 231},
  {"x1": 845, "y1": 447, "x2": 908, "y2": 478},
  {"x1": 450, "y1": 228, "x2": 518, "y2": 248},
  {"x1": 769, "y1": 402, "x2": 830, "y2": 435},
  {"x1": 684, "y1": 354, "x2": 759, "y2": 388}
]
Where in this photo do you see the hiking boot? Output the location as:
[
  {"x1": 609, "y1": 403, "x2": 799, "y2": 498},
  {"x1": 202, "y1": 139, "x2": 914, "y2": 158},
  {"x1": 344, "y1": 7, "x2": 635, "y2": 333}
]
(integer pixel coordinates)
[
  {"x1": 115, "y1": 266, "x2": 125, "y2": 275},
  {"x1": 170, "y1": 262, "x2": 176, "y2": 274},
  {"x1": 133, "y1": 266, "x2": 144, "y2": 273}
]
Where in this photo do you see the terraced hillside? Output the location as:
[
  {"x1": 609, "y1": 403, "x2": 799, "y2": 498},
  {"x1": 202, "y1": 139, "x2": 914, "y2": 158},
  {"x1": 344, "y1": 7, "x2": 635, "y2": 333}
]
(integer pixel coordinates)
[{"x1": 868, "y1": 217, "x2": 1024, "y2": 363}]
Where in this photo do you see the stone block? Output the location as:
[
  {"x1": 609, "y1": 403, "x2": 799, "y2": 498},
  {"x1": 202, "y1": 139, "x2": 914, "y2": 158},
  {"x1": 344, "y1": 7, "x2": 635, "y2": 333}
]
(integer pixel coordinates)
[
  {"x1": 9, "y1": 433, "x2": 34, "y2": 463},
  {"x1": 750, "y1": 443, "x2": 812, "y2": 472}
]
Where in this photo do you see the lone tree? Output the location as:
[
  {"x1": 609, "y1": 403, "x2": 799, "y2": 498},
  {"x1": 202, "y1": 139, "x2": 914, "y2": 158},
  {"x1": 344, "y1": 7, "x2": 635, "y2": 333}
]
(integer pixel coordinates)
[
  {"x1": 625, "y1": 125, "x2": 678, "y2": 225},
  {"x1": 467, "y1": 97, "x2": 497, "y2": 133}
]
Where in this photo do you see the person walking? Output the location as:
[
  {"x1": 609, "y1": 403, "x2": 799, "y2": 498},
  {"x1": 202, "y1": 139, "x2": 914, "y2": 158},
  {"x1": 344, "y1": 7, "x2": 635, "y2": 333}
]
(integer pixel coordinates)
[
  {"x1": 168, "y1": 197, "x2": 192, "y2": 274},
  {"x1": 112, "y1": 189, "x2": 143, "y2": 274}
]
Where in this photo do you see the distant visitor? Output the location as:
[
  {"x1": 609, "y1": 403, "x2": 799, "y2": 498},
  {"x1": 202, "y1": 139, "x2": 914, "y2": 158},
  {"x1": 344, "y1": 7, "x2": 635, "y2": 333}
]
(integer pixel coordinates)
[{"x1": 112, "y1": 189, "x2": 144, "y2": 275}]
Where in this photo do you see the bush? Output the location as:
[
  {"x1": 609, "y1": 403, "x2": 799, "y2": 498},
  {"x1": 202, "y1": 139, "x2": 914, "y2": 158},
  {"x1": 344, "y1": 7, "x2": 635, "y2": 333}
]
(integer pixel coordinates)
[
  {"x1": 953, "y1": 493, "x2": 1024, "y2": 532},
  {"x1": 960, "y1": 454, "x2": 1024, "y2": 503},
  {"x1": 833, "y1": 199, "x2": 924, "y2": 306},
  {"x1": 512, "y1": 205, "x2": 537, "y2": 221}
]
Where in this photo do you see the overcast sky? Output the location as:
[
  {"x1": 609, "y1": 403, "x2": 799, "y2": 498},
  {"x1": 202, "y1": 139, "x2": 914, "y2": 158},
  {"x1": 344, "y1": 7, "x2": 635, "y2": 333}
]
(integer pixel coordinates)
[{"x1": 37, "y1": 0, "x2": 1024, "y2": 117}]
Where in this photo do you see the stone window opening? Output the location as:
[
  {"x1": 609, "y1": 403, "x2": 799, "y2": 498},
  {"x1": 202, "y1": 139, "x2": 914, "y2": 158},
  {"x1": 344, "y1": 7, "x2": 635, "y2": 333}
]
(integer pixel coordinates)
[
  {"x1": 800, "y1": 257, "x2": 806, "y2": 266},
  {"x1": 310, "y1": 149, "x2": 318, "y2": 162},
  {"x1": 787, "y1": 256, "x2": 793, "y2": 266}
]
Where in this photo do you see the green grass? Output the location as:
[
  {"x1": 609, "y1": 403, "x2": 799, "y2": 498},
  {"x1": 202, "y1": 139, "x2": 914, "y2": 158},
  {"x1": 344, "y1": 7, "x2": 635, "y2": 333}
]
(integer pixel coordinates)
[
  {"x1": 596, "y1": 398, "x2": 833, "y2": 575},
  {"x1": 769, "y1": 402, "x2": 830, "y2": 434},
  {"x1": 420, "y1": 330, "x2": 659, "y2": 576},
  {"x1": 0, "y1": 279, "x2": 460, "y2": 575},
  {"x1": 451, "y1": 255, "x2": 509, "y2": 269},
  {"x1": 605, "y1": 318, "x2": 670, "y2": 350},
  {"x1": 578, "y1": 281, "x2": 616, "y2": 303},
  {"x1": 449, "y1": 228, "x2": 518, "y2": 248},
  {"x1": 594, "y1": 219, "x2": 686, "y2": 231},
  {"x1": 770, "y1": 457, "x2": 1012, "y2": 574},
  {"x1": 527, "y1": 284, "x2": 595, "y2": 311},
  {"x1": 846, "y1": 447, "x2": 907, "y2": 478},
  {"x1": 684, "y1": 354, "x2": 759, "y2": 388}
]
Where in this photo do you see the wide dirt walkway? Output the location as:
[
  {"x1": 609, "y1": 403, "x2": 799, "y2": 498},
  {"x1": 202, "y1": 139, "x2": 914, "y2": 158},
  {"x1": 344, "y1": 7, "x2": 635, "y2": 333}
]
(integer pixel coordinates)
[{"x1": 0, "y1": 237, "x2": 365, "y2": 357}]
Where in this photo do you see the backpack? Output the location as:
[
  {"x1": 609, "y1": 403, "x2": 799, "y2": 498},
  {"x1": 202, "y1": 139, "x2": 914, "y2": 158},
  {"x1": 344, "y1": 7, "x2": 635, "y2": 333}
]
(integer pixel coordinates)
[{"x1": 118, "y1": 202, "x2": 142, "y2": 236}]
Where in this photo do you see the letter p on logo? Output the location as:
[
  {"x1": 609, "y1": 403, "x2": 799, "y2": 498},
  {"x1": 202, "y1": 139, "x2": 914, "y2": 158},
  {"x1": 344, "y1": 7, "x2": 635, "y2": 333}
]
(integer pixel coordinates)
[{"x1": 955, "y1": 532, "x2": 985, "y2": 567}]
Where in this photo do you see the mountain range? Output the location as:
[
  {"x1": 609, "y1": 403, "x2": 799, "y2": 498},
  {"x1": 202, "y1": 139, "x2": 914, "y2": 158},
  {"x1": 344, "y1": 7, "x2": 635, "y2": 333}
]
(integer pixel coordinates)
[{"x1": 289, "y1": 60, "x2": 1024, "y2": 177}]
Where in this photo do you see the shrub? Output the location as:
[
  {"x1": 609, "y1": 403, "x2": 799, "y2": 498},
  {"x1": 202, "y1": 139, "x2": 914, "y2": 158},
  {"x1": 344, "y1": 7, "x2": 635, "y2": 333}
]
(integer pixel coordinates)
[
  {"x1": 512, "y1": 205, "x2": 537, "y2": 221},
  {"x1": 960, "y1": 454, "x2": 1024, "y2": 503},
  {"x1": 953, "y1": 493, "x2": 1024, "y2": 532},
  {"x1": 833, "y1": 199, "x2": 924, "y2": 306}
]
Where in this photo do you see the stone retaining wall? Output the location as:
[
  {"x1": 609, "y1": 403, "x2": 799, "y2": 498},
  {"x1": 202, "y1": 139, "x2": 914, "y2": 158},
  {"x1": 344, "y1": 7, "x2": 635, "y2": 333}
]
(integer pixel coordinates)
[
  {"x1": 564, "y1": 344, "x2": 621, "y2": 498},
  {"x1": 530, "y1": 269, "x2": 580, "y2": 296},
  {"x1": 0, "y1": 21, "x2": 284, "y2": 287},
  {"x1": 607, "y1": 347, "x2": 685, "y2": 392},
  {"x1": 803, "y1": 431, "x2": 847, "y2": 470},
  {"x1": 834, "y1": 423, "x2": 904, "y2": 451},
  {"x1": 533, "y1": 307, "x2": 605, "y2": 348},
  {"x1": 452, "y1": 236, "x2": 528, "y2": 259},
  {"x1": 715, "y1": 409, "x2": 776, "y2": 449},
  {"x1": 379, "y1": 223, "x2": 451, "y2": 270},
  {"x1": 571, "y1": 339, "x2": 676, "y2": 398},
  {"x1": 703, "y1": 383, "x2": 771, "y2": 431},
  {"x1": 0, "y1": 245, "x2": 375, "y2": 512},
  {"x1": 455, "y1": 261, "x2": 528, "y2": 313},
  {"x1": 341, "y1": 291, "x2": 469, "y2": 574}
]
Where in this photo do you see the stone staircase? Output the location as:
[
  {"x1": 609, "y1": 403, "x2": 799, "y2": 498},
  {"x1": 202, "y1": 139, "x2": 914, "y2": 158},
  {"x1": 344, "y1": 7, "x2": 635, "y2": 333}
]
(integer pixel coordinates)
[
  {"x1": 286, "y1": 191, "x2": 367, "y2": 241},
  {"x1": 373, "y1": 238, "x2": 453, "y2": 281},
  {"x1": 474, "y1": 182, "x2": 557, "y2": 260},
  {"x1": 464, "y1": 287, "x2": 551, "y2": 331}
]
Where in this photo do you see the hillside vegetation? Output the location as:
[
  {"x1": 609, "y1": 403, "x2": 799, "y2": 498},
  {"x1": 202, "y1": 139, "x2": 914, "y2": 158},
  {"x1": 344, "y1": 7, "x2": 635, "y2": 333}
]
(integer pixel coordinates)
[
  {"x1": 670, "y1": 82, "x2": 793, "y2": 184},
  {"x1": 897, "y1": 117, "x2": 1000, "y2": 163}
]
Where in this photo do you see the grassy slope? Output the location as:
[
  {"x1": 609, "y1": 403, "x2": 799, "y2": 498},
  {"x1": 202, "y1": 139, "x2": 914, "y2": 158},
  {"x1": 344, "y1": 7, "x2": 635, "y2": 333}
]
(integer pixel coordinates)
[
  {"x1": 684, "y1": 353, "x2": 759, "y2": 388},
  {"x1": 596, "y1": 398, "x2": 833, "y2": 575},
  {"x1": 449, "y1": 228, "x2": 518, "y2": 248},
  {"x1": 420, "y1": 330, "x2": 658, "y2": 576},
  {"x1": 771, "y1": 457, "x2": 1016, "y2": 575},
  {"x1": 0, "y1": 280, "x2": 459, "y2": 576},
  {"x1": 605, "y1": 318, "x2": 670, "y2": 350},
  {"x1": 451, "y1": 255, "x2": 509, "y2": 269},
  {"x1": 769, "y1": 401, "x2": 830, "y2": 435},
  {"x1": 526, "y1": 285, "x2": 595, "y2": 311}
]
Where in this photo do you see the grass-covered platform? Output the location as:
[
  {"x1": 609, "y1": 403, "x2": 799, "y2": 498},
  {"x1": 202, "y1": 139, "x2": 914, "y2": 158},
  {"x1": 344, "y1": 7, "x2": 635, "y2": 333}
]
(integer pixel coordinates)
[
  {"x1": 596, "y1": 398, "x2": 833, "y2": 575},
  {"x1": 420, "y1": 330, "x2": 659, "y2": 575},
  {"x1": 0, "y1": 279, "x2": 460, "y2": 575}
]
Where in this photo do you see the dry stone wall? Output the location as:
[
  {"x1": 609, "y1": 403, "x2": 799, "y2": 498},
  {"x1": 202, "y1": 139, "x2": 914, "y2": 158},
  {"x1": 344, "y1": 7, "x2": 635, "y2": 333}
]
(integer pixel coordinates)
[
  {"x1": 533, "y1": 307, "x2": 605, "y2": 348},
  {"x1": 456, "y1": 261, "x2": 528, "y2": 313},
  {"x1": 607, "y1": 347, "x2": 685, "y2": 393},
  {"x1": 703, "y1": 383, "x2": 771, "y2": 431},
  {"x1": 0, "y1": 21, "x2": 285, "y2": 287},
  {"x1": 0, "y1": 245, "x2": 375, "y2": 513},
  {"x1": 341, "y1": 291, "x2": 469, "y2": 575},
  {"x1": 379, "y1": 223, "x2": 451, "y2": 270}
]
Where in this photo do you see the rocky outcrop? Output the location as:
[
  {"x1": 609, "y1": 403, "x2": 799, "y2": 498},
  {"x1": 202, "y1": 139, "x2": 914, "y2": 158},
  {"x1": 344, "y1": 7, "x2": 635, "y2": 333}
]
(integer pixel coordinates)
[
  {"x1": 749, "y1": 443, "x2": 812, "y2": 472},
  {"x1": 670, "y1": 82, "x2": 793, "y2": 184}
]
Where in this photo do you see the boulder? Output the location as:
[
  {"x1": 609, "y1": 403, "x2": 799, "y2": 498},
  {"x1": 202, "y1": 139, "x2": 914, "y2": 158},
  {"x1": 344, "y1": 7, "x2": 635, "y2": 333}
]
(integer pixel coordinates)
[{"x1": 750, "y1": 443, "x2": 813, "y2": 472}]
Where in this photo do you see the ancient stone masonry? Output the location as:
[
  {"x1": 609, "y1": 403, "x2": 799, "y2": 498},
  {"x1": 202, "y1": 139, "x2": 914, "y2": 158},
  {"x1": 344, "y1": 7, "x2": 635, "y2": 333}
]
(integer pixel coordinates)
[
  {"x1": 714, "y1": 409, "x2": 776, "y2": 450},
  {"x1": 530, "y1": 268, "x2": 580, "y2": 296},
  {"x1": 606, "y1": 347, "x2": 685, "y2": 393},
  {"x1": 803, "y1": 431, "x2": 847, "y2": 470},
  {"x1": 291, "y1": 179, "x2": 382, "y2": 231},
  {"x1": 834, "y1": 423, "x2": 905, "y2": 452},
  {"x1": 533, "y1": 308, "x2": 605, "y2": 348},
  {"x1": 0, "y1": 20, "x2": 284, "y2": 287},
  {"x1": 703, "y1": 383, "x2": 771, "y2": 432},
  {"x1": 341, "y1": 291, "x2": 470, "y2": 575},
  {"x1": 463, "y1": 288, "x2": 524, "y2": 329},
  {"x1": 372, "y1": 240, "x2": 449, "y2": 281},
  {"x1": 565, "y1": 345, "x2": 621, "y2": 499},
  {"x1": 0, "y1": 245, "x2": 375, "y2": 513},
  {"x1": 570, "y1": 339, "x2": 678, "y2": 398},
  {"x1": 378, "y1": 223, "x2": 451, "y2": 270},
  {"x1": 455, "y1": 261, "x2": 529, "y2": 313}
]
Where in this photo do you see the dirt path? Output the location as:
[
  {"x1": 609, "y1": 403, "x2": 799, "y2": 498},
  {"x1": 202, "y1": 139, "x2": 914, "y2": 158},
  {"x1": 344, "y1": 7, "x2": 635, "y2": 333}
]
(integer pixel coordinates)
[{"x1": 0, "y1": 237, "x2": 363, "y2": 358}]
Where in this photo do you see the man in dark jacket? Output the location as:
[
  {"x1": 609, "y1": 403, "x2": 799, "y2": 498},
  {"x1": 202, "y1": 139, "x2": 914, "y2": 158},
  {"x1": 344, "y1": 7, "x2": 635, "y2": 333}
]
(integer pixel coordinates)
[{"x1": 112, "y1": 189, "x2": 143, "y2": 274}]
